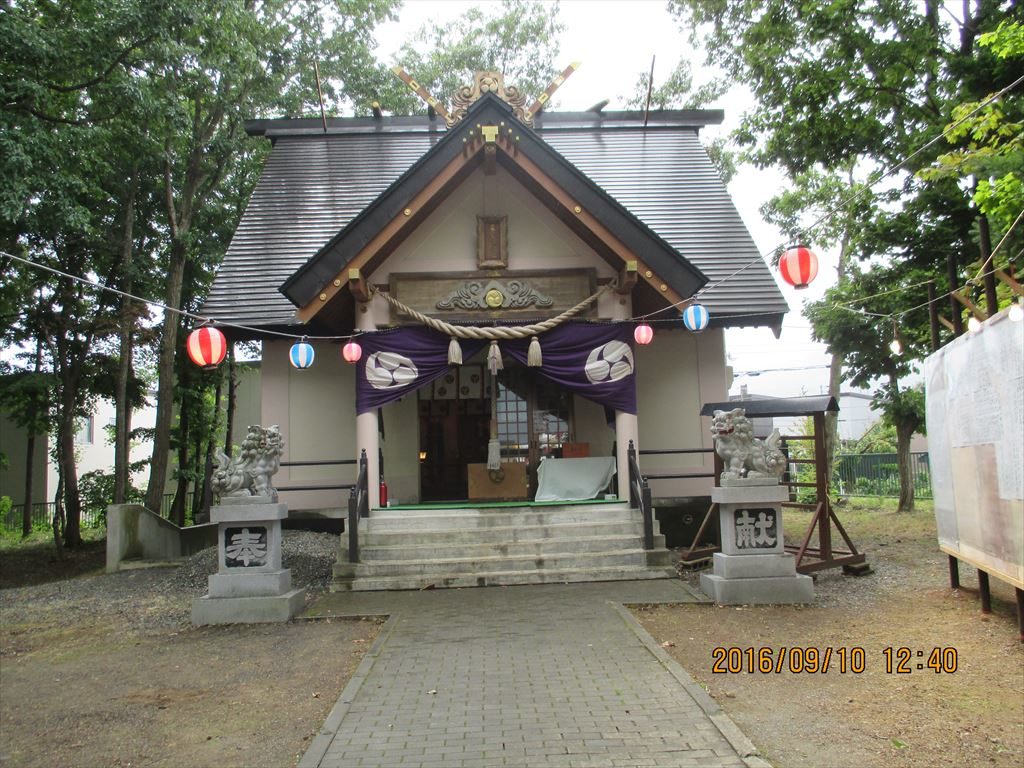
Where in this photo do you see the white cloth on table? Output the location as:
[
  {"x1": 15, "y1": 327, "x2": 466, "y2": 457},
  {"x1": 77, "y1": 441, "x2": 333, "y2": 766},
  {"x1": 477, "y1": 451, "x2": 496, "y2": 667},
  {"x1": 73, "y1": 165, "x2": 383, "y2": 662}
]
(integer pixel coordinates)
[{"x1": 534, "y1": 457, "x2": 617, "y2": 502}]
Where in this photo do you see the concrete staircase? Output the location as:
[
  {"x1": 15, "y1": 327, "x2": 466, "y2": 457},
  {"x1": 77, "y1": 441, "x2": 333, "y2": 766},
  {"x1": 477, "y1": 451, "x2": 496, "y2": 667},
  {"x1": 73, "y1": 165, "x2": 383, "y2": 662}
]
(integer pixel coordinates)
[{"x1": 331, "y1": 501, "x2": 676, "y2": 592}]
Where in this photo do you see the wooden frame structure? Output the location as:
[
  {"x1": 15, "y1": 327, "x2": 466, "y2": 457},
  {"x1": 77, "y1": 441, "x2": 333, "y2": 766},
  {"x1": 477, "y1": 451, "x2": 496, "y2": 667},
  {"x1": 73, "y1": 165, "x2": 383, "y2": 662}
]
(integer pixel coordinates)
[
  {"x1": 681, "y1": 396, "x2": 870, "y2": 575},
  {"x1": 926, "y1": 267, "x2": 1024, "y2": 642}
]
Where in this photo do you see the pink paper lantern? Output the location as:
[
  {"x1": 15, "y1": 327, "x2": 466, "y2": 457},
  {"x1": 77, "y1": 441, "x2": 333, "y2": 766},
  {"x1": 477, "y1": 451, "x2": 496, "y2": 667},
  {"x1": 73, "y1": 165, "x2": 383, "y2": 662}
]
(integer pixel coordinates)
[
  {"x1": 342, "y1": 340, "x2": 362, "y2": 363},
  {"x1": 634, "y1": 323, "x2": 654, "y2": 345}
]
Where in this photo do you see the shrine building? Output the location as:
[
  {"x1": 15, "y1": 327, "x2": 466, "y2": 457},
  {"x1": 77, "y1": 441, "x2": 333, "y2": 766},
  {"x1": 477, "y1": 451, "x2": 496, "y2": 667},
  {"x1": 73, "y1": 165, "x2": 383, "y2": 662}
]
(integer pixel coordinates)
[{"x1": 201, "y1": 72, "x2": 788, "y2": 589}]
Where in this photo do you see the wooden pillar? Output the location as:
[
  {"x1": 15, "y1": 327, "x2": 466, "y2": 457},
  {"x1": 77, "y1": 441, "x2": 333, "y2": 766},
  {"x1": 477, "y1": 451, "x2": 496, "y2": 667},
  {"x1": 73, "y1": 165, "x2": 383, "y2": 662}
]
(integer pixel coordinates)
[
  {"x1": 979, "y1": 214, "x2": 999, "y2": 315},
  {"x1": 609, "y1": 286, "x2": 637, "y2": 501},
  {"x1": 927, "y1": 281, "x2": 941, "y2": 351},
  {"x1": 355, "y1": 299, "x2": 380, "y2": 510},
  {"x1": 978, "y1": 570, "x2": 992, "y2": 614},
  {"x1": 615, "y1": 411, "x2": 638, "y2": 501},
  {"x1": 947, "y1": 251, "x2": 963, "y2": 336},
  {"x1": 813, "y1": 411, "x2": 831, "y2": 560},
  {"x1": 1016, "y1": 588, "x2": 1023, "y2": 643}
]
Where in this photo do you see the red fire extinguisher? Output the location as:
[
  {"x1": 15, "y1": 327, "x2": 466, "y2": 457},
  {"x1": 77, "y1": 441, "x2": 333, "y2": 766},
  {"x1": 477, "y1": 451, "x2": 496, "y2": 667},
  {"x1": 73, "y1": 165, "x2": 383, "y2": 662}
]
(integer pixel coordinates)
[{"x1": 379, "y1": 480, "x2": 388, "y2": 507}]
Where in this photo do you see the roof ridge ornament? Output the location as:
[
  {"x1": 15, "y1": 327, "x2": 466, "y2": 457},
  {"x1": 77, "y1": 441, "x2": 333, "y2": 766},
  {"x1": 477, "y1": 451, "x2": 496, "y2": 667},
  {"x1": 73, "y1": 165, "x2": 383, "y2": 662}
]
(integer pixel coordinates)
[
  {"x1": 390, "y1": 64, "x2": 582, "y2": 130},
  {"x1": 449, "y1": 71, "x2": 530, "y2": 127}
]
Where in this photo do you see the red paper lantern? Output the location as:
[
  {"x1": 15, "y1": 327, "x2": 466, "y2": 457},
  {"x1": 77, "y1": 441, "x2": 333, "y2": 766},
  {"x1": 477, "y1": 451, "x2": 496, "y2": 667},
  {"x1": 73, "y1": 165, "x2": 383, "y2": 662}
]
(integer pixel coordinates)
[
  {"x1": 634, "y1": 323, "x2": 654, "y2": 345},
  {"x1": 342, "y1": 340, "x2": 362, "y2": 363},
  {"x1": 186, "y1": 326, "x2": 227, "y2": 369},
  {"x1": 779, "y1": 245, "x2": 819, "y2": 289}
]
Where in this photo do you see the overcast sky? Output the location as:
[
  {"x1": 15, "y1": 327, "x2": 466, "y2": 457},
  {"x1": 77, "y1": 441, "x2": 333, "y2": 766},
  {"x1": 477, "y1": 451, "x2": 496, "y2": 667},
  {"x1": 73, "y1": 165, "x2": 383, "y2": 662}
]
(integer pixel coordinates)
[{"x1": 376, "y1": 0, "x2": 838, "y2": 398}]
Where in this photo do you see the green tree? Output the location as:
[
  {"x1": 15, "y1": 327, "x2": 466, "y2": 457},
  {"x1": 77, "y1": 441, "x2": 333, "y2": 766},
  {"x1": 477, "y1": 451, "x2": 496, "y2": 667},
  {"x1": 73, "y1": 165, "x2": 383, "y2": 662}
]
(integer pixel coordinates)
[
  {"x1": 921, "y1": 19, "x2": 1024, "y2": 263},
  {"x1": 2, "y1": 0, "x2": 401, "y2": 536},
  {"x1": 805, "y1": 262, "x2": 930, "y2": 511},
  {"x1": 668, "y1": 0, "x2": 1019, "y2": 508},
  {"x1": 138, "y1": 0, "x2": 398, "y2": 514},
  {"x1": 382, "y1": 0, "x2": 565, "y2": 114}
]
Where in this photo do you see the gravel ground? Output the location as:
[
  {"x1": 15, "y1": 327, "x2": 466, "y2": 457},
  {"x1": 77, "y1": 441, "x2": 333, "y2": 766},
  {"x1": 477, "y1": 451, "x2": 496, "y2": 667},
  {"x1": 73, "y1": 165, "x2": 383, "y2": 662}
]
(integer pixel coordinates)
[{"x1": 0, "y1": 529, "x2": 340, "y2": 631}]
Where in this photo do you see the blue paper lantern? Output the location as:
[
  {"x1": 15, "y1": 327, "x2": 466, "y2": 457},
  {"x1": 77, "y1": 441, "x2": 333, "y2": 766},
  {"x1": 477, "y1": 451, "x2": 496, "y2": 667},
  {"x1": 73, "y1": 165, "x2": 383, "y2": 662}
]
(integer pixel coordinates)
[
  {"x1": 681, "y1": 303, "x2": 709, "y2": 333},
  {"x1": 289, "y1": 341, "x2": 315, "y2": 369}
]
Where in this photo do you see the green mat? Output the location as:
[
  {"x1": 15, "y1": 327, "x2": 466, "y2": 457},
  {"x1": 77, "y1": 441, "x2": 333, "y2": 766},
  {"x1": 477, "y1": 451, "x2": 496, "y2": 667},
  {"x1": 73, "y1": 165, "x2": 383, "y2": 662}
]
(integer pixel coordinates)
[{"x1": 379, "y1": 497, "x2": 626, "y2": 511}]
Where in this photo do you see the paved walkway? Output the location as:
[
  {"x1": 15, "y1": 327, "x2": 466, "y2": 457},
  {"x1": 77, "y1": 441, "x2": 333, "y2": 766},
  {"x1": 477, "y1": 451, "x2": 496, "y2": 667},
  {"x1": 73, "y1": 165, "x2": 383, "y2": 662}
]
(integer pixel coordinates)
[{"x1": 299, "y1": 581, "x2": 767, "y2": 768}]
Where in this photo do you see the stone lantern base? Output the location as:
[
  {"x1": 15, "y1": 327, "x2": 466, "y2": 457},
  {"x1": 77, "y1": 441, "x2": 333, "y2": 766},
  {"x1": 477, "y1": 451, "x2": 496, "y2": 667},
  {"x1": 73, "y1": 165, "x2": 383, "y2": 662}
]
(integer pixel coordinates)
[
  {"x1": 699, "y1": 485, "x2": 813, "y2": 605},
  {"x1": 191, "y1": 498, "x2": 305, "y2": 625}
]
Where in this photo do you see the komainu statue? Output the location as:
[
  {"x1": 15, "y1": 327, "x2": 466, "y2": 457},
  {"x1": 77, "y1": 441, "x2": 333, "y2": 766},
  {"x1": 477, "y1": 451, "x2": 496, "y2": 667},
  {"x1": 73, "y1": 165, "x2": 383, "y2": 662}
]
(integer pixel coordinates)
[
  {"x1": 211, "y1": 424, "x2": 284, "y2": 500},
  {"x1": 710, "y1": 408, "x2": 787, "y2": 484}
]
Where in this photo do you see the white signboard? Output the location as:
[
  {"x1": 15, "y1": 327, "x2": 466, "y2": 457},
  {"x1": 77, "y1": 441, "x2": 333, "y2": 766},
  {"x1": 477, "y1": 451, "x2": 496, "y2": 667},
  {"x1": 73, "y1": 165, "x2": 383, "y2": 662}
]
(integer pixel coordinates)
[{"x1": 924, "y1": 309, "x2": 1024, "y2": 589}]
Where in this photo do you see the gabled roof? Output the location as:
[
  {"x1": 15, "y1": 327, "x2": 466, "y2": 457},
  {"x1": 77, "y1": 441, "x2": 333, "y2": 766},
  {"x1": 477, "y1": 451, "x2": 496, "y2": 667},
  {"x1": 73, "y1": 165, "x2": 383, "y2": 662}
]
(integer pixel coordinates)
[
  {"x1": 201, "y1": 98, "x2": 787, "y2": 334},
  {"x1": 280, "y1": 93, "x2": 707, "y2": 322}
]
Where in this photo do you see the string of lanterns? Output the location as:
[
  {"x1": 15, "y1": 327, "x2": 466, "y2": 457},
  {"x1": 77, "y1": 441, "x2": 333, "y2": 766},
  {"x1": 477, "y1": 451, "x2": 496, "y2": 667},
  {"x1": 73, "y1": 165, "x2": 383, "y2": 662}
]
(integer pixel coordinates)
[{"x1": 188, "y1": 248, "x2": 811, "y2": 369}]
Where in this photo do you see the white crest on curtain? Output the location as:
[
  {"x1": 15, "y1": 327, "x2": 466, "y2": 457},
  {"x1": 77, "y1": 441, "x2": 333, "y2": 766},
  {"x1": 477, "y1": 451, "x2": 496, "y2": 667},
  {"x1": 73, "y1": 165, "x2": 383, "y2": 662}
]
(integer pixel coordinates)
[
  {"x1": 366, "y1": 352, "x2": 419, "y2": 390},
  {"x1": 584, "y1": 341, "x2": 634, "y2": 384}
]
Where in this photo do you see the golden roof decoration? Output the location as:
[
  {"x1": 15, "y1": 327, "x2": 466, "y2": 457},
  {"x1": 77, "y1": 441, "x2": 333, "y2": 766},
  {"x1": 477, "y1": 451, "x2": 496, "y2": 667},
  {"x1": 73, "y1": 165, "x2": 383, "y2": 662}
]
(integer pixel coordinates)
[
  {"x1": 448, "y1": 71, "x2": 531, "y2": 127},
  {"x1": 390, "y1": 64, "x2": 581, "y2": 130}
]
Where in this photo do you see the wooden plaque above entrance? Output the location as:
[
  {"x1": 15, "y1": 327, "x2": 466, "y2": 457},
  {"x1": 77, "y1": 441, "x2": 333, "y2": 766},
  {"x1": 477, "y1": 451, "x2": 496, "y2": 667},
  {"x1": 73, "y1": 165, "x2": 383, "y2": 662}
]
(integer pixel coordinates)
[{"x1": 389, "y1": 269, "x2": 598, "y2": 324}]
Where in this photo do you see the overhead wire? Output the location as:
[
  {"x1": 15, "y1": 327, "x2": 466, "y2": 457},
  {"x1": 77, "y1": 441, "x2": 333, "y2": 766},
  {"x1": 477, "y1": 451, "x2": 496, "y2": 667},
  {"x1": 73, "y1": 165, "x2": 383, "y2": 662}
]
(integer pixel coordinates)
[
  {"x1": 4, "y1": 74, "x2": 1023, "y2": 341},
  {"x1": 633, "y1": 72, "x2": 1024, "y2": 322},
  {"x1": 831, "y1": 202, "x2": 1023, "y2": 324}
]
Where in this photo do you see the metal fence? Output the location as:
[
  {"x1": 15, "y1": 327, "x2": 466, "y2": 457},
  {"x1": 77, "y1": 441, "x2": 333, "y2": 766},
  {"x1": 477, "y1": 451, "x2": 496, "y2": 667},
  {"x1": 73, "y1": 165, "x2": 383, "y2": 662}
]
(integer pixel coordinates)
[
  {"x1": 1, "y1": 501, "x2": 104, "y2": 533},
  {"x1": 834, "y1": 452, "x2": 932, "y2": 499},
  {"x1": 1, "y1": 493, "x2": 187, "y2": 535}
]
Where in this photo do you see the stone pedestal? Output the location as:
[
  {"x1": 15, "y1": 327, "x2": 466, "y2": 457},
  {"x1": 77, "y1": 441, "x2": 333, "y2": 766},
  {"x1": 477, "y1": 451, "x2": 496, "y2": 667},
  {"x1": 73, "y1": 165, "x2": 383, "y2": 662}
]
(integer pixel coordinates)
[
  {"x1": 191, "y1": 498, "x2": 305, "y2": 625},
  {"x1": 700, "y1": 484, "x2": 813, "y2": 605}
]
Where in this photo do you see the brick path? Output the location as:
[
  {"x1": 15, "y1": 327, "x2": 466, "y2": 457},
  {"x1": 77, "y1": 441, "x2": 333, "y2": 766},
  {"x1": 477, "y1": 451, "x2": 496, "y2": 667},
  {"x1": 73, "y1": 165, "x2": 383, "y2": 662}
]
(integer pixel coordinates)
[{"x1": 299, "y1": 581, "x2": 767, "y2": 768}]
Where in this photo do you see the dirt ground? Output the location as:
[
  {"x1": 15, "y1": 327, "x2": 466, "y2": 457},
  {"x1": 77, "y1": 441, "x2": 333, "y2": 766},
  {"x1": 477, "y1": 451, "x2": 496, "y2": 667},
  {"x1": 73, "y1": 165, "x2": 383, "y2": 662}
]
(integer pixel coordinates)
[
  {"x1": 636, "y1": 500, "x2": 1024, "y2": 768},
  {"x1": 1, "y1": 502, "x2": 1022, "y2": 768},
  {"x1": 0, "y1": 535, "x2": 382, "y2": 768}
]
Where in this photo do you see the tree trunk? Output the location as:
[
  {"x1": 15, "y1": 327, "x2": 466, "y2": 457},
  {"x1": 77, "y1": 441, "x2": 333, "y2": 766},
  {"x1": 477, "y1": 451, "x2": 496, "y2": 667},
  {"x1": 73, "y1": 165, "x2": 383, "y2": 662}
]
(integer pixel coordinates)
[
  {"x1": 895, "y1": 419, "x2": 915, "y2": 513},
  {"x1": 52, "y1": 472, "x2": 64, "y2": 560},
  {"x1": 22, "y1": 338, "x2": 43, "y2": 538},
  {"x1": 58, "y1": 383, "x2": 83, "y2": 548},
  {"x1": 22, "y1": 433, "x2": 36, "y2": 537},
  {"x1": 170, "y1": 392, "x2": 190, "y2": 527},
  {"x1": 823, "y1": 181, "x2": 854, "y2": 484},
  {"x1": 197, "y1": 375, "x2": 222, "y2": 520},
  {"x1": 190, "y1": 429, "x2": 202, "y2": 522},
  {"x1": 223, "y1": 347, "x2": 236, "y2": 456},
  {"x1": 145, "y1": 236, "x2": 188, "y2": 513},
  {"x1": 114, "y1": 176, "x2": 137, "y2": 504}
]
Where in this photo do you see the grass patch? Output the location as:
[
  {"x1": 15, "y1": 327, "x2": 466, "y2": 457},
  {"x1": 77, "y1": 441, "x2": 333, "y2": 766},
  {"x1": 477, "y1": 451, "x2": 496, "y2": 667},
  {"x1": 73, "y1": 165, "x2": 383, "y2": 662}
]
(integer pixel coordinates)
[{"x1": 0, "y1": 531, "x2": 107, "y2": 590}]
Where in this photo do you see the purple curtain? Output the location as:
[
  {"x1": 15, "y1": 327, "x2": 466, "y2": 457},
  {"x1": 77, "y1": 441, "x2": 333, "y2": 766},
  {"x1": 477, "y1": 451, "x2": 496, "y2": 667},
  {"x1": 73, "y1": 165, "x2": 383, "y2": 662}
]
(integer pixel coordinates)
[
  {"x1": 355, "y1": 323, "x2": 637, "y2": 415},
  {"x1": 355, "y1": 327, "x2": 485, "y2": 414},
  {"x1": 502, "y1": 323, "x2": 637, "y2": 414}
]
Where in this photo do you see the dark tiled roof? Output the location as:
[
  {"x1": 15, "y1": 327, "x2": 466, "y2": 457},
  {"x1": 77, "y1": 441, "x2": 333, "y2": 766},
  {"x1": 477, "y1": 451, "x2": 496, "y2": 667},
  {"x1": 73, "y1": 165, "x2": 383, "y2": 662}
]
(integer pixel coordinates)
[
  {"x1": 281, "y1": 95, "x2": 708, "y2": 311},
  {"x1": 202, "y1": 109, "x2": 787, "y2": 332},
  {"x1": 701, "y1": 396, "x2": 840, "y2": 417}
]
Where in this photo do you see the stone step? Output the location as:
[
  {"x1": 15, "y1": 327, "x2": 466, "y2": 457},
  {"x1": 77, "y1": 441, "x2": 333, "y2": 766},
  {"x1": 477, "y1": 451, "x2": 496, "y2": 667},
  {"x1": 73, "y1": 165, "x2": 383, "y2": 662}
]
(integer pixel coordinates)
[
  {"x1": 332, "y1": 564, "x2": 676, "y2": 592},
  {"x1": 339, "y1": 548, "x2": 674, "y2": 578},
  {"x1": 362, "y1": 504, "x2": 634, "y2": 531},
  {"x1": 359, "y1": 533, "x2": 667, "y2": 561},
  {"x1": 376, "y1": 501, "x2": 628, "y2": 517},
  {"x1": 359, "y1": 519, "x2": 651, "y2": 547}
]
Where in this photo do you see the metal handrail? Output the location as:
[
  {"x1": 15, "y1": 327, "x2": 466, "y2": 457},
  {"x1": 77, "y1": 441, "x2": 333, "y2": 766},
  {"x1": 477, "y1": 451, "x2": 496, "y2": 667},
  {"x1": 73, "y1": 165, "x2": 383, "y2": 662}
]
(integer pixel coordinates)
[
  {"x1": 627, "y1": 440, "x2": 654, "y2": 551},
  {"x1": 347, "y1": 449, "x2": 369, "y2": 564},
  {"x1": 637, "y1": 446, "x2": 715, "y2": 481}
]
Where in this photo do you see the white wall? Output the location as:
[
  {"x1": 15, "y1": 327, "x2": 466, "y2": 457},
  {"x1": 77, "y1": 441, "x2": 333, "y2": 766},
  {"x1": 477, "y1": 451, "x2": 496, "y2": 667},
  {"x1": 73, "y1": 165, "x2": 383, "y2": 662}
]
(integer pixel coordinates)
[
  {"x1": 262, "y1": 164, "x2": 735, "y2": 509},
  {"x1": 635, "y1": 328, "x2": 727, "y2": 497},
  {"x1": 262, "y1": 339, "x2": 359, "y2": 512}
]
